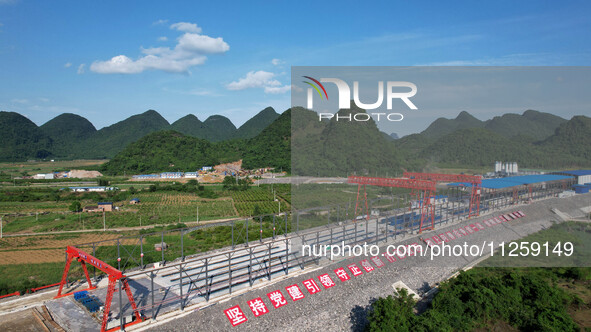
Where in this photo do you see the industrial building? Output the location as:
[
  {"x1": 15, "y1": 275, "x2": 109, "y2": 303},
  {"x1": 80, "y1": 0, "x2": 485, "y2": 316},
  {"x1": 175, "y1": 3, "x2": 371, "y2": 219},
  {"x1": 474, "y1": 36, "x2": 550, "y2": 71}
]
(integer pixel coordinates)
[
  {"x1": 33, "y1": 173, "x2": 55, "y2": 179},
  {"x1": 160, "y1": 172, "x2": 183, "y2": 179},
  {"x1": 68, "y1": 186, "x2": 117, "y2": 192},
  {"x1": 184, "y1": 172, "x2": 198, "y2": 178},
  {"x1": 551, "y1": 170, "x2": 591, "y2": 185},
  {"x1": 494, "y1": 161, "x2": 519, "y2": 174},
  {"x1": 132, "y1": 174, "x2": 160, "y2": 179},
  {"x1": 448, "y1": 174, "x2": 576, "y2": 209}
]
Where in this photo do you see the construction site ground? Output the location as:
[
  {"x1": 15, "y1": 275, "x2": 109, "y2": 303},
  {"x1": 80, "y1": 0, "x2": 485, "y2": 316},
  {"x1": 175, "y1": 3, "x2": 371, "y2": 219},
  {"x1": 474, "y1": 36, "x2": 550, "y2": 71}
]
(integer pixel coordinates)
[{"x1": 0, "y1": 193, "x2": 589, "y2": 331}]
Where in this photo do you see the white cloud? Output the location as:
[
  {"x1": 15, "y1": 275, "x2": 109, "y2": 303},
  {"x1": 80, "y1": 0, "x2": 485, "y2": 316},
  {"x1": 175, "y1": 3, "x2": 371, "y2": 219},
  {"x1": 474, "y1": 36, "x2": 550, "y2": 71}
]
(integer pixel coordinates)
[
  {"x1": 39, "y1": 97, "x2": 50, "y2": 102},
  {"x1": 153, "y1": 19, "x2": 168, "y2": 25},
  {"x1": 271, "y1": 58, "x2": 282, "y2": 66},
  {"x1": 227, "y1": 71, "x2": 280, "y2": 90},
  {"x1": 176, "y1": 33, "x2": 229, "y2": 54},
  {"x1": 64, "y1": 62, "x2": 72, "y2": 68},
  {"x1": 227, "y1": 70, "x2": 290, "y2": 94},
  {"x1": 90, "y1": 22, "x2": 229, "y2": 74},
  {"x1": 264, "y1": 85, "x2": 292, "y2": 94},
  {"x1": 158, "y1": 36, "x2": 168, "y2": 42},
  {"x1": 170, "y1": 22, "x2": 202, "y2": 33},
  {"x1": 11, "y1": 98, "x2": 28, "y2": 104},
  {"x1": 77, "y1": 64, "x2": 85, "y2": 74}
]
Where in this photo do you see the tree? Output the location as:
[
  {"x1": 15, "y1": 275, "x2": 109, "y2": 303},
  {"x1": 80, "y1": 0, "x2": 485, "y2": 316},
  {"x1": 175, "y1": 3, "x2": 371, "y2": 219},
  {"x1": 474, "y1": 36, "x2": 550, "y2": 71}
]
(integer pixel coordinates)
[
  {"x1": 222, "y1": 176, "x2": 236, "y2": 190},
  {"x1": 98, "y1": 179, "x2": 109, "y2": 186},
  {"x1": 366, "y1": 288, "x2": 417, "y2": 332},
  {"x1": 69, "y1": 201, "x2": 82, "y2": 212},
  {"x1": 253, "y1": 204, "x2": 262, "y2": 217}
]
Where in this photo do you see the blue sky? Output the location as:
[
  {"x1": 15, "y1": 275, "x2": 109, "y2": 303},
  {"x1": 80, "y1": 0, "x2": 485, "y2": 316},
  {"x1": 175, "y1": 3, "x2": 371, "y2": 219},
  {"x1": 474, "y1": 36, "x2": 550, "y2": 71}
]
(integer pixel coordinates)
[{"x1": 1, "y1": 0, "x2": 590, "y2": 133}]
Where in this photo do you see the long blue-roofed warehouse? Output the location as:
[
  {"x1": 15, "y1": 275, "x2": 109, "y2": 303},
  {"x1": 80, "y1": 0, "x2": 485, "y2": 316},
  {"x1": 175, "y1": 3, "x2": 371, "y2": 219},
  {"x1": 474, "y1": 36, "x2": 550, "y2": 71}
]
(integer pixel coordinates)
[
  {"x1": 551, "y1": 170, "x2": 591, "y2": 185},
  {"x1": 447, "y1": 174, "x2": 576, "y2": 209}
]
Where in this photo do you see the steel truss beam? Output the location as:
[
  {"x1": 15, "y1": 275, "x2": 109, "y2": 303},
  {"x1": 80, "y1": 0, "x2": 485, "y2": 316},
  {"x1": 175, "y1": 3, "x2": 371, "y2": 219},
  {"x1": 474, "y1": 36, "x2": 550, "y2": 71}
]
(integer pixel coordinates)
[
  {"x1": 403, "y1": 172, "x2": 482, "y2": 218},
  {"x1": 348, "y1": 176, "x2": 436, "y2": 233},
  {"x1": 55, "y1": 246, "x2": 143, "y2": 332}
]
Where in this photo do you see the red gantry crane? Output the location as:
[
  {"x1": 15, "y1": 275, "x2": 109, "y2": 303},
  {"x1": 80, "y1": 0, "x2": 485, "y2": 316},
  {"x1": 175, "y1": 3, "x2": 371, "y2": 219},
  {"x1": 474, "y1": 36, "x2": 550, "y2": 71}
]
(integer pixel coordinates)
[
  {"x1": 55, "y1": 246, "x2": 143, "y2": 332},
  {"x1": 348, "y1": 175, "x2": 437, "y2": 233},
  {"x1": 403, "y1": 172, "x2": 482, "y2": 218}
]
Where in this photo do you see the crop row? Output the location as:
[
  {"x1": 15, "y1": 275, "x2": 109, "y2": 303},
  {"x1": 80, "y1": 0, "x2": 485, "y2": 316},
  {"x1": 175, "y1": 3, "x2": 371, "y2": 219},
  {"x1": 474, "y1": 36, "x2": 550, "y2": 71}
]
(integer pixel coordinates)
[
  {"x1": 234, "y1": 201, "x2": 280, "y2": 217},
  {"x1": 231, "y1": 189, "x2": 274, "y2": 203}
]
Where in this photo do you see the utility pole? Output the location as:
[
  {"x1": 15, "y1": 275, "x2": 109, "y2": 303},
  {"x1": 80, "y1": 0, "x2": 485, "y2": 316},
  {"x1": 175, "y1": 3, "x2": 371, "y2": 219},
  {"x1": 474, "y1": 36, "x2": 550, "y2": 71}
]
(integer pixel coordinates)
[
  {"x1": 1, "y1": 216, "x2": 3, "y2": 238},
  {"x1": 103, "y1": 211, "x2": 106, "y2": 231},
  {"x1": 196, "y1": 206, "x2": 199, "y2": 223}
]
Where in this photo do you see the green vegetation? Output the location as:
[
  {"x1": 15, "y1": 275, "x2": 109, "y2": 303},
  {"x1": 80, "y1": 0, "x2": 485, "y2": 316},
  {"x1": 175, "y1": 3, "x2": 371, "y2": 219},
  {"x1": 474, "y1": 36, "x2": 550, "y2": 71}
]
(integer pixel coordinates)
[
  {"x1": 366, "y1": 288, "x2": 418, "y2": 332},
  {"x1": 4, "y1": 107, "x2": 590, "y2": 172},
  {"x1": 69, "y1": 201, "x2": 81, "y2": 212},
  {"x1": 0, "y1": 159, "x2": 105, "y2": 179},
  {"x1": 291, "y1": 106, "x2": 420, "y2": 176},
  {"x1": 0, "y1": 111, "x2": 53, "y2": 161},
  {"x1": 0, "y1": 182, "x2": 292, "y2": 233},
  {"x1": 231, "y1": 186, "x2": 284, "y2": 216},
  {"x1": 420, "y1": 109, "x2": 566, "y2": 141},
  {"x1": 0, "y1": 191, "x2": 235, "y2": 233},
  {"x1": 233, "y1": 106, "x2": 280, "y2": 139},
  {"x1": 91, "y1": 217, "x2": 291, "y2": 270},
  {"x1": 365, "y1": 267, "x2": 590, "y2": 331},
  {"x1": 100, "y1": 110, "x2": 291, "y2": 175},
  {"x1": 483, "y1": 221, "x2": 591, "y2": 267},
  {"x1": 40, "y1": 113, "x2": 97, "y2": 159},
  {"x1": 99, "y1": 130, "x2": 241, "y2": 174},
  {"x1": 0, "y1": 107, "x2": 280, "y2": 161},
  {"x1": 222, "y1": 176, "x2": 251, "y2": 191},
  {"x1": 170, "y1": 107, "x2": 279, "y2": 142},
  {"x1": 365, "y1": 222, "x2": 591, "y2": 331},
  {"x1": 420, "y1": 111, "x2": 486, "y2": 139},
  {"x1": 241, "y1": 109, "x2": 290, "y2": 171},
  {"x1": 398, "y1": 113, "x2": 591, "y2": 169},
  {"x1": 0, "y1": 262, "x2": 83, "y2": 295}
]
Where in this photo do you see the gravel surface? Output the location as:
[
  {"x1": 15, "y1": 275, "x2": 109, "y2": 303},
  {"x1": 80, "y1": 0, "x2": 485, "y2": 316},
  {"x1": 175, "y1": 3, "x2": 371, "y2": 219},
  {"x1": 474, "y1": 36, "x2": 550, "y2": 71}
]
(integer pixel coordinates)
[{"x1": 140, "y1": 194, "x2": 591, "y2": 332}]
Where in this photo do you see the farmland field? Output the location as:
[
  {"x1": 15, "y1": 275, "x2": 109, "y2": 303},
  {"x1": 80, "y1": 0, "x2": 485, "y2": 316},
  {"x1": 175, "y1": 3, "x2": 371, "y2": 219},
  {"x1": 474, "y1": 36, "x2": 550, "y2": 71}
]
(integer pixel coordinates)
[
  {"x1": 231, "y1": 187, "x2": 287, "y2": 216},
  {"x1": 0, "y1": 232, "x2": 138, "y2": 264},
  {"x1": 0, "y1": 159, "x2": 106, "y2": 179},
  {"x1": 0, "y1": 191, "x2": 238, "y2": 234},
  {"x1": 0, "y1": 201, "x2": 71, "y2": 213}
]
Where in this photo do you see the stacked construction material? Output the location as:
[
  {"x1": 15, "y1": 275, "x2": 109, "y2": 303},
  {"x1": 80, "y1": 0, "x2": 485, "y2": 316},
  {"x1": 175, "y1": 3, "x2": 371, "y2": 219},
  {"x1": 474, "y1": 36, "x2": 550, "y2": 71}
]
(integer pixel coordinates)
[{"x1": 74, "y1": 290, "x2": 102, "y2": 313}]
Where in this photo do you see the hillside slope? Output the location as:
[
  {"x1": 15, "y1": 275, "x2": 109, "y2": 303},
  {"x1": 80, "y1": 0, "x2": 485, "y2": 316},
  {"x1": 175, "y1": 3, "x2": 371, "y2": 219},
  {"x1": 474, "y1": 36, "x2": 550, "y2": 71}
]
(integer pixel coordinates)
[{"x1": 0, "y1": 111, "x2": 53, "y2": 161}]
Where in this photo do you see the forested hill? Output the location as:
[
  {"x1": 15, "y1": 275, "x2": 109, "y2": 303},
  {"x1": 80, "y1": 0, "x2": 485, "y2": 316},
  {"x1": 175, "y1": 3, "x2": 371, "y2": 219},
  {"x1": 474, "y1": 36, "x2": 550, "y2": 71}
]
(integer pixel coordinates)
[
  {"x1": 0, "y1": 107, "x2": 279, "y2": 161},
  {"x1": 0, "y1": 111, "x2": 53, "y2": 161},
  {"x1": 398, "y1": 114, "x2": 591, "y2": 169},
  {"x1": 100, "y1": 110, "x2": 290, "y2": 175},
  {"x1": 2, "y1": 107, "x2": 590, "y2": 172},
  {"x1": 421, "y1": 110, "x2": 567, "y2": 140}
]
